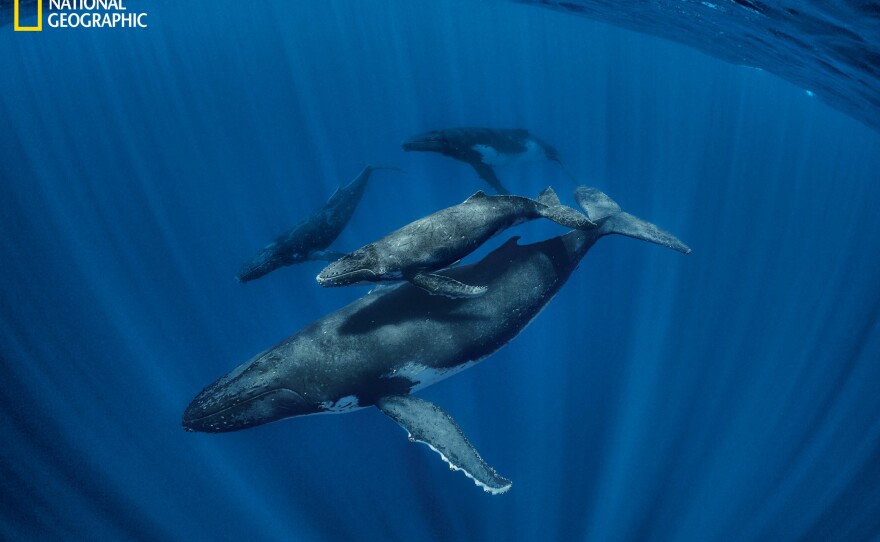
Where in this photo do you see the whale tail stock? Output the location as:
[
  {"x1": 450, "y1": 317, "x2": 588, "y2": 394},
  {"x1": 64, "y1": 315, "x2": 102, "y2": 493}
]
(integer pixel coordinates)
[
  {"x1": 535, "y1": 186, "x2": 596, "y2": 230},
  {"x1": 575, "y1": 186, "x2": 691, "y2": 254}
]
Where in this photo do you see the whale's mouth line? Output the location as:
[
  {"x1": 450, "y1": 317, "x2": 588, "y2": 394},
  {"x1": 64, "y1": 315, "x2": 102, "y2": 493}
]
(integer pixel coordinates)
[
  {"x1": 185, "y1": 388, "x2": 303, "y2": 424},
  {"x1": 318, "y1": 268, "x2": 378, "y2": 284}
]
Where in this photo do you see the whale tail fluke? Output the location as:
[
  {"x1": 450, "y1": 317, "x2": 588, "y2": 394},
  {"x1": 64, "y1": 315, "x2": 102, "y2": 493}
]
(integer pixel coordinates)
[
  {"x1": 536, "y1": 186, "x2": 596, "y2": 230},
  {"x1": 575, "y1": 186, "x2": 691, "y2": 254},
  {"x1": 574, "y1": 186, "x2": 621, "y2": 222}
]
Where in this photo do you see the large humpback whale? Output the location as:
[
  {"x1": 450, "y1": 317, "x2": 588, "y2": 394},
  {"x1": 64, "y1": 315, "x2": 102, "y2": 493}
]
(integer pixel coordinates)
[
  {"x1": 183, "y1": 186, "x2": 690, "y2": 494},
  {"x1": 237, "y1": 165, "x2": 396, "y2": 282},
  {"x1": 402, "y1": 127, "x2": 570, "y2": 194},
  {"x1": 316, "y1": 186, "x2": 593, "y2": 298}
]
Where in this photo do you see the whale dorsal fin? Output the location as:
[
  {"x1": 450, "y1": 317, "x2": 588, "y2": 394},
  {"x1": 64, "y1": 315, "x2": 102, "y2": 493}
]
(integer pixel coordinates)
[
  {"x1": 536, "y1": 186, "x2": 561, "y2": 207},
  {"x1": 376, "y1": 395, "x2": 512, "y2": 495},
  {"x1": 498, "y1": 235, "x2": 522, "y2": 250},
  {"x1": 464, "y1": 190, "x2": 489, "y2": 203}
]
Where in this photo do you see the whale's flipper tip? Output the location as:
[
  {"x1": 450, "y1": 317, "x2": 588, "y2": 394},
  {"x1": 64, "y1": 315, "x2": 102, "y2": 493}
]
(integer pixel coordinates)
[
  {"x1": 377, "y1": 395, "x2": 512, "y2": 495},
  {"x1": 553, "y1": 159, "x2": 579, "y2": 184},
  {"x1": 411, "y1": 273, "x2": 488, "y2": 298},
  {"x1": 470, "y1": 162, "x2": 510, "y2": 195}
]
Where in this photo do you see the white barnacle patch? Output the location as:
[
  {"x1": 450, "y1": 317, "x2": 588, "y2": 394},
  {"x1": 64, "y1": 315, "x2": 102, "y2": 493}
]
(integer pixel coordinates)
[
  {"x1": 473, "y1": 144, "x2": 512, "y2": 167},
  {"x1": 520, "y1": 138, "x2": 543, "y2": 161},
  {"x1": 383, "y1": 360, "x2": 479, "y2": 392},
  {"x1": 473, "y1": 139, "x2": 545, "y2": 167},
  {"x1": 318, "y1": 395, "x2": 362, "y2": 413}
]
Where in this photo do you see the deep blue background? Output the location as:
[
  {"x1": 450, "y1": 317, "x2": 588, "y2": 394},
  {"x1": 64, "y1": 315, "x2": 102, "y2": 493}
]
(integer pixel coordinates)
[{"x1": 2, "y1": 1, "x2": 880, "y2": 540}]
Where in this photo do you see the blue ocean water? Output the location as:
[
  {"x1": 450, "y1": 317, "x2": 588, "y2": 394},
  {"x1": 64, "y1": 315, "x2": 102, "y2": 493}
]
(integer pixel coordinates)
[{"x1": 2, "y1": 1, "x2": 880, "y2": 540}]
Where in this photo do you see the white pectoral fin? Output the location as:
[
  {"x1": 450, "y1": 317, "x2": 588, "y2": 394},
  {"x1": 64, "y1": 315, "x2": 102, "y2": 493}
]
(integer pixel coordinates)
[{"x1": 376, "y1": 395, "x2": 512, "y2": 495}]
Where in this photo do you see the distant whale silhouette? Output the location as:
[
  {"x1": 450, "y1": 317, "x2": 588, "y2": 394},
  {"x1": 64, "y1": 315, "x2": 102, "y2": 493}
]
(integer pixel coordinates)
[
  {"x1": 184, "y1": 186, "x2": 690, "y2": 494},
  {"x1": 237, "y1": 165, "x2": 397, "y2": 282},
  {"x1": 402, "y1": 127, "x2": 571, "y2": 194},
  {"x1": 316, "y1": 186, "x2": 594, "y2": 298}
]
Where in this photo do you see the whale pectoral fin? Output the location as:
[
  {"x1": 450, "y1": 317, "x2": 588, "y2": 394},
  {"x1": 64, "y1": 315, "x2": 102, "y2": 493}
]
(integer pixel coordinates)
[
  {"x1": 308, "y1": 250, "x2": 346, "y2": 262},
  {"x1": 376, "y1": 395, "x2": 512, "y2": 495},
  {"x1": 469, "y1": 161, "x2": 510, "y2": 195},
  {"x1": 410, "y1": 273, "x2": 488, "y2": 298}
]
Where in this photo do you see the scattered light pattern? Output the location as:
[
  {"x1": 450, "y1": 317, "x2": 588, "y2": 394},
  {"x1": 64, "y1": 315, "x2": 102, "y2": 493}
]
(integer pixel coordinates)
[{"x1": 1, "y1": 1, "x2": 879, "y2": 540}]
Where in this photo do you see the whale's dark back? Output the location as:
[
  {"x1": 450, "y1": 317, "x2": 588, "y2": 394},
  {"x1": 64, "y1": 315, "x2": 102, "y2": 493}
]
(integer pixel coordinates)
[{"x1": 257, "y1": 230, "x2": 599, "y2": 404}]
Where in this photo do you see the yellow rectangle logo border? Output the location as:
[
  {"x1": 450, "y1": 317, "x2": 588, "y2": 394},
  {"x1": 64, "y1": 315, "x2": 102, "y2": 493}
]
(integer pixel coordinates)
[{"x1": 14, "y1": 0, "x2": 43, "y2": 32}]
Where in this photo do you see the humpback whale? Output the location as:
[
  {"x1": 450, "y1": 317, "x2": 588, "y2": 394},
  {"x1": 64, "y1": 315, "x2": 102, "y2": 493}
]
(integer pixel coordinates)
[
  {"x1": 315, "y1": 186, "x2": 594, "y2": 298},
  {"x1": 402, "y1": 127, "x2": 569, "y2": 194},
  {"x1": 183, "y1": 186, "x2": 690, "y2": 494},
  {"x1": 237, "y1": 165, "x2": 397, "y2": 282}
]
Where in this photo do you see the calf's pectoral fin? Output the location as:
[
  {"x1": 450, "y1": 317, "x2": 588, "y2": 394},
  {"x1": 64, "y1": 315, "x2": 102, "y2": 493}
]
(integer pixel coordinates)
[
  {"x1": 376, "y1": 395, "x2": 512, "y2": 495},
  {"x1": 469, "y1": 161, "x2": 511, "y2": 195},
  {"x1": 410, "y1": 273, "x2": 488, "y2": 298}
]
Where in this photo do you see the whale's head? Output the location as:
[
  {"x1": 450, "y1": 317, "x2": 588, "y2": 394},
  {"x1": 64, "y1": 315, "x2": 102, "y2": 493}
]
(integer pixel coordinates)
[
  {"x1": 182, "y1": 350, "x2": 318, "y2": 433},
  {"x1": 316, "y1": 246, "x2": 381, "y2": 287},
  {"x1": 401, "y1": 130, "x2": 449, "y2": 154}
]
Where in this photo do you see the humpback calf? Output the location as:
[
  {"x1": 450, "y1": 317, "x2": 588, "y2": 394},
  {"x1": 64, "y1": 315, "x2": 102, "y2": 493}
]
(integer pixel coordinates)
[
  {"x1": 402, "y1": 127, "x2": 569, "y2": 194},
  {"x1": 316, "y1": 186, "x2": 594, "y2": 298},
  {"x1": 184, "y1": 186, "x2": 690, "y2": 494},
  {"x1": 237, "y1": 165, "x2": 396, "y2": 282}
]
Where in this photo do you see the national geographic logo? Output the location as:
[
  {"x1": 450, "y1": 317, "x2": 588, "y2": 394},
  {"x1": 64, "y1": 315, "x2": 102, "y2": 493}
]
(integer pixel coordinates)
[{"x1": 14, "y1": 0, "x2": 148, "y2": 31}]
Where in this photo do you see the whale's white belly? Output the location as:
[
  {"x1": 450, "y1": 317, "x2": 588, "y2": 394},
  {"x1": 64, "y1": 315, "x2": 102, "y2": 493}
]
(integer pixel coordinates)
[
  {"x1": 473, "y1": 139, "x2": 543, "y2": 167},
  {"x1": 383, "y1": 360, "x2": 480, "y2": 393}
]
